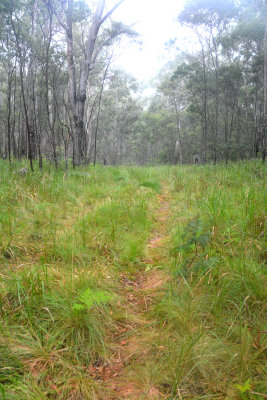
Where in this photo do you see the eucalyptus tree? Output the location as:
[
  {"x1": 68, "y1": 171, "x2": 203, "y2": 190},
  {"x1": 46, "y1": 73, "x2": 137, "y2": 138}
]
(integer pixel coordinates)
[
  {"x1": 220, "y1": 0, "x2": 265, "y2": 159},
  {"x1": 263, "y1": 0, "x2": 267, "y2": 162},
  {"x1": 9, "y1": 0, "x2": 37, "y2": 170},
  {"x1": 0, "y1": 1, "x2": 15, "y2": 161},
  {"x1": 173, "y1": 0, "x2": 266, "y2": 163},
  {"x1": 158, "y1": 69, "x2": 188, "y2": 164},
  {"x1": 0, "y1": 24, "x2": 16, "y2": 162},
  {"x1": 217, "y1": 64, "x2": 243, "y2": 163},
  {"x1": 49, "y1": 0, "x2": 132, "y2": 166},
  {"x1": 95, "y1": 69, "x2": 142, "y2": 165},
  {"x1": 179, "y1": 0, "x2": 238, "y2": 163}
]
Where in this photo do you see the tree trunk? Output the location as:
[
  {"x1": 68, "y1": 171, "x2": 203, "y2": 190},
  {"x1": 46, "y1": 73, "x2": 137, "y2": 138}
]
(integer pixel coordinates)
[
  {"x1": 11, "y1": 11, "x2": 34, "y2": 171},
  {"x1": 173, "y1": 101, "x2": 183, "y2": 164},
  {"x1": 67, "y1": 0, "x2": 106, "y2": 167},
  {"x1": 7, "y1": 71, "x2": 12, "y2": 163},
  {"x1": 66, "y1": 0, "x2": 124, "y2": 167},
  {"x1": 201, "y1": 45, "x2": 208, "y2": 164},
  {"x1": 43, "y1": 7, "x2": 58, "y2": 168},
  {"x1": 93, "y1": 59, "x2": 110, "y2": 166},
  {"x1": 11, "y1": 62, "x2": 18, "y2": 158},
  {"x1": 263, "y1": 0, "x2": 267, "y2": 163},
  {"x1": 27, "y1": 0, "x2": 38, "y2": 159}
]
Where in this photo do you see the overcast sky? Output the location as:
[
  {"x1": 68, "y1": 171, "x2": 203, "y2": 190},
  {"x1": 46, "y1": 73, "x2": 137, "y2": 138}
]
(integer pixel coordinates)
[{"x1": 105, "y1": 0, "x2": 193, "y2": 85}]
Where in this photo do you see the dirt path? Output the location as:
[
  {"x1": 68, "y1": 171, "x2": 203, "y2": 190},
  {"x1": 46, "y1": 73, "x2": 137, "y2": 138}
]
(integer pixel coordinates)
[{"x1": 100, "y1": 187, "x2": 171, "y2": 399}]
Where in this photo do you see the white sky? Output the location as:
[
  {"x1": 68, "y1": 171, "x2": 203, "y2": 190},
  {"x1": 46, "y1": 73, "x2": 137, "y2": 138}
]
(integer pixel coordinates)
[{"x1": 105, "y1": 0, "x2": 194, "y2": 87}]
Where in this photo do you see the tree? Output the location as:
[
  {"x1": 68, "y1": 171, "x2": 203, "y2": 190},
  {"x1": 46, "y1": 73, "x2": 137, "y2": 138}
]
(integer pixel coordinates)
[
  {"x1": 158, "y1": 67, "x2": 188, "y2": 164},
  {"x1": 263, "y1": 0, "x2": 267, "y2": 162},
  {"x1": 62, "y1": 0, "x2": 126, "y2": 166}
]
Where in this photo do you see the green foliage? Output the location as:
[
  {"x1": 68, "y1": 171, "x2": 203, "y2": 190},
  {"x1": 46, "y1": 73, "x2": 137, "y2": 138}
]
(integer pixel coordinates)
[
  {"x1": 179, "y1": 0, "x2": 238, "y2": 25},
  {"x1": 235, "y1": 379, "x2": 251, "y2": 394},
  {"x1": 140, "y1": 180, "x2": 161, "y2": 192},
  {"x1": 178, "y1": 217, "x2": 211, "y2": 252},
  {"x1": 73, "y1": 1, "x2": 91, "y2": 22},
  {"x1": 72, "y1": 288, "x2": 114, "y2": 312}
]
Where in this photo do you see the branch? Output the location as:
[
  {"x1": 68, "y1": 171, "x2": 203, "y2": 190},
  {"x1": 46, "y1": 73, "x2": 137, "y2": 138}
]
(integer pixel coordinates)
[
  {"x1": 89, "y1": 24, "x2": 135, "y2": 71},
  {"x1": 42, "y1": 0, "x2": 68, "y2": 31},
  {"x1": 100, "y1": 0, "x2": 126, "y2": 25},
  {"x1": 88, "y1": 54, "x2": 112, "y2": 122}
]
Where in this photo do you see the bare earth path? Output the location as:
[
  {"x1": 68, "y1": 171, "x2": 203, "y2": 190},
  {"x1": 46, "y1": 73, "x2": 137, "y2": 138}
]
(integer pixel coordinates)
[{"x1": 100, "y1": 186, "x2": 171, "y2": 399}]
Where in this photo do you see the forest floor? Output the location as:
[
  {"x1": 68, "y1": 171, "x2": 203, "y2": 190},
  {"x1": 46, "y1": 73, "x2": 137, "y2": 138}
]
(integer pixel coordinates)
[{"x1": 0, "y1": 160, "x2": 266, "y2": 400}]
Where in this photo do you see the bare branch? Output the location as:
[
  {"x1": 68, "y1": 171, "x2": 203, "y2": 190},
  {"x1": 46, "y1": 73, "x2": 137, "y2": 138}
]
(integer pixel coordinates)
[
  {"x1": 42, "y1": 0, "x2": 68, "y2": 31},
  {"x1": 100, "y1": 0, "x2": 126, "y2": 25}
]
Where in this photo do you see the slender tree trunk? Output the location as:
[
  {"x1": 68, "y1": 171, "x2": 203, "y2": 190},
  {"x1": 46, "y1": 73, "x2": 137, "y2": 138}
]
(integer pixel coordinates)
[
  {"x1": 43, "y1": 8, "x2": 58, "y2": 168},
  {"x1": 201, "y1": 45, "x2": 208, "y2": 164},
  {"x1": 211, "y1": 38, "x2": 219, "y2": 164},
  {"x1": 214, "y1": 55, "x2": 219, "y2": 164},
  {"x1": 10, "y1": 2, "x2": 33, "y2": 168},
  {"x1": 263, "y1": 0, "x2": 267, "y2": 163},
  {"x1": 173, "y1": 100, "x2": 183, "y2": 164},
  {"x1": 17, "y1": 92, "x2": 22, "y2": 159},
  {"x1": 11, "y1": 9, "x2": 34, "y2": 171},
  {"x1": 66, "y1": 0, "x2": 78, "y2": 167},
  {"x1": 7, "y1": 71, "x2": 12, "y2": 163},
  {"x1": 27, "y1": 0, "x2": 38, "y2": 159},
  {"x1": 11, "y1": 61, "x2": 18, "y2": 158},
  {"x1": 224, "y1": 110, "x2": 229, "y2": 165},
  {"x1": 254, "y1": 87, "x2": 261, "y2": 158},
  {"x1": 93, "y1": 59, "x2": 110, "y2": 165}
]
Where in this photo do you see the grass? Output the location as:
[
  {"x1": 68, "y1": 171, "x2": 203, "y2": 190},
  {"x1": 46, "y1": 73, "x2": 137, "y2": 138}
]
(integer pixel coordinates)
[
  {"x1": 0, "y1": 160, "x2": 161, "y2": 399},
  {"x1": 0, "y1": 159, "x2": 266, "y2": 399},
  {"x1": 150, "y1": 161, "x2": 267, "y2": 399}
]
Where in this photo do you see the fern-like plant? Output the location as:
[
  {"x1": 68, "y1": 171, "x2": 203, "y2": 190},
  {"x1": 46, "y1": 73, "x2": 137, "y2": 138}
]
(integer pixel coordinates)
[{"x1": 72, "y1": 288, "x2": 113, "y2": 312}]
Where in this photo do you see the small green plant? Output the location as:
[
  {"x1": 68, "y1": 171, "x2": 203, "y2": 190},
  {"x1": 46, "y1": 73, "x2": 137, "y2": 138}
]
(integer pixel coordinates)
[
  {"x1": 72, "y1": 288, "x2": 114, "y2": 312},
  {"x1": 140, "y1": 180, "x2": 161, "y2": 192},
  {"x1": 234, "y1": 379, "x2": 252, "y2": 399},
  {"x1": 235, "y1": 379, "x2": 251, "y2": 393},
  {"x1": 172, "y1": 217, "x2": 211, "y2": 258}
]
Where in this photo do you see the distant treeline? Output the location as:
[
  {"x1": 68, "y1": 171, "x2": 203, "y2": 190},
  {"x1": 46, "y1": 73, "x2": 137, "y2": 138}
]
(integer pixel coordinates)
[{"x1": 0, "y1": 0, "x2": 266, "y2": 168}]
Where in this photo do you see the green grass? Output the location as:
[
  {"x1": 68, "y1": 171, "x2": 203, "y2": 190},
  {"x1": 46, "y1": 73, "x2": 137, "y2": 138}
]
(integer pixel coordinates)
[
  {"x1": 0, "y1": 159, "x2": 266, "y2": 399},
  {"x1": 149, "y1": 161, "x2": 267, "y2": 399},
  {"x1": 0, "y1": 160, "x2": 161, "y2": 399}
]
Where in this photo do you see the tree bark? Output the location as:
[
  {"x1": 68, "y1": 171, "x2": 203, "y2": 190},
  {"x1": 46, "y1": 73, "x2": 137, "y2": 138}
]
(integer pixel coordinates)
[
  {"x1": 11, "y1": 9, "x2": 34, "y2": 171},
  {"x1": 7, "y1": 71, "x2": 12, "y2": 163},
  {"x1": 173, "y1": 100, "x2": 183, "y2": 164},
  {"x1": 200, "y1": 43, "x2": 208, "y2": 164},
  {"x1": 263, "y1": 0, "x2": 267, "y2": 163},
  {"x1": 66, "y1": 0, "x2": 124, "y2": 167},
  {"x1": 27, "y1": 0, "x2": 38, "y2": 159},
  {"x1": 93, "y1": 58, "x2": 110, "y2": 165}
]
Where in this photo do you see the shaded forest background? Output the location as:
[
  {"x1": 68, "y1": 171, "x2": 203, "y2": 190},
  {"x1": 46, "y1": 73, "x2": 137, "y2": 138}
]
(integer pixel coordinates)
[{"x1": 0, "y1": 0, "x2": 266, "y2": 168}]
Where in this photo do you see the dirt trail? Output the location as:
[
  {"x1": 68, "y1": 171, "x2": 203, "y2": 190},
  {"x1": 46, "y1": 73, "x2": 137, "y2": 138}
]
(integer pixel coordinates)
[{"x1": 101, "y1": 187, "x2": 170, "y2": 399}]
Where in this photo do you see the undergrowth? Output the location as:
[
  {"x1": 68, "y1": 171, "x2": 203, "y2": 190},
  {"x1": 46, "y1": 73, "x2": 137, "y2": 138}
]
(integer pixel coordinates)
[
  {"x1": 0, "y1": 159, "x2": 266, "y2": 399},
  {"x1": 150, "y1": 161, "x2": 267, "y2": 399},
  {"x1": 0, "y1": 161, "x2": 160, "y2": 399}
]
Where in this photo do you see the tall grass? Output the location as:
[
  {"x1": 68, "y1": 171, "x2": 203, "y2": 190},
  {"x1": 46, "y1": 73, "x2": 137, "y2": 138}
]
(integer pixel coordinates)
[
  {"x1": 0, "y1": 159, "x2": 266, "y2": 399},
  {"x1": 149, "y1": 161, "x2": 267, "y2": 399},
  {"x1": 0, "y1": 160, "x2": 161, "y2": 398}
]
